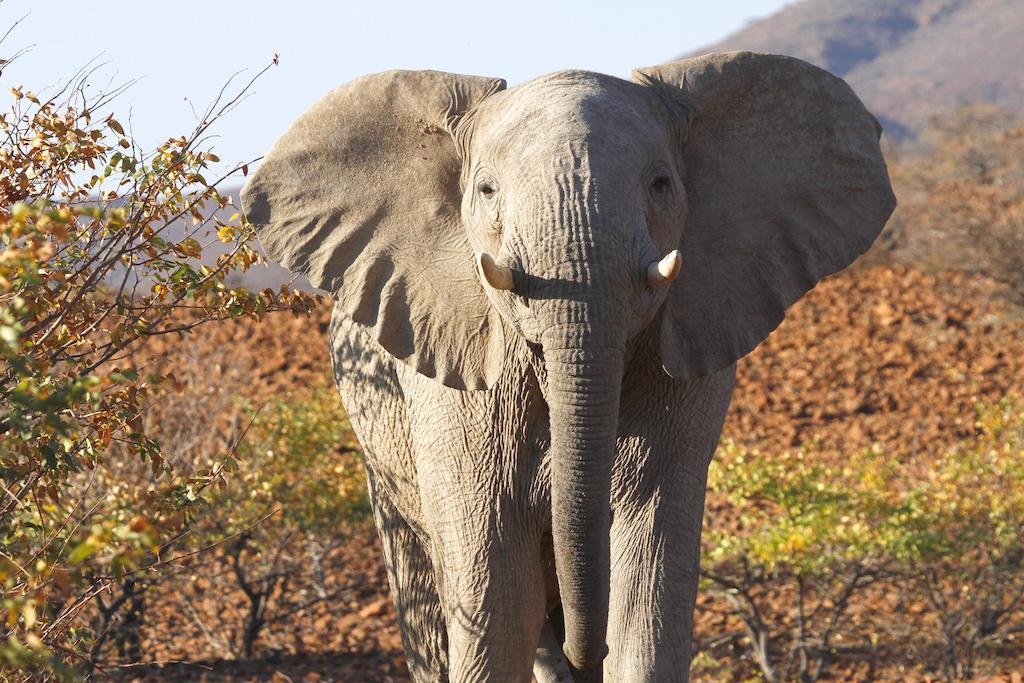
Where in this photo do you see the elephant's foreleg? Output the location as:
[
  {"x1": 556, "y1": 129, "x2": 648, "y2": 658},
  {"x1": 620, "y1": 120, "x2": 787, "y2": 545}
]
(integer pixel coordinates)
[
  {"x1": 407, "y1": 367, "x2": 549, "y2": 682},
  {"x1": 367, "y1": 474, "x2": 449, "y2": 682},
  {"x1": 605, "y1": 468, "x2": 709, "y2": 682},
  {"x1": 418, "y1": 445, "x2": 547, "y2": 681},
  {"x1": 605, "y1": 363, "x2": 735, "y2": 681},
  {"x1": 425, "y1": 507, "x2": 548, "y2": 682}
]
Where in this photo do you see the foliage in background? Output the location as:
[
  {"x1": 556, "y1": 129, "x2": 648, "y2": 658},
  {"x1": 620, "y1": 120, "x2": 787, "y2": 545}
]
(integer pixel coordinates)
[
  {"x1": 698, "y1": 398, "x2": 1024, "y2": 682},
  {"x1": 888, "y1": 398, "x2": 1024, "y2": 681},
  {"x1": 700, "y1": 442, "x2": 892, "y2": 682},
  {"x1": 0, "y1": 41, "x2": 316, "y2": 679},
  {"x1": 868, "y1": 104, "x2": 1024, "y2": 303},
  {"x1": 179, "y1": 389, "x2": 371, "y2": 659}
]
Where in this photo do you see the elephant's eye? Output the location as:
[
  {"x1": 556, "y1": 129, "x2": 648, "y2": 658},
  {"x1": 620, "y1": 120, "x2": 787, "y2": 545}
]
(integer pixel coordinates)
[
  {"x1": 650, "y1": 176, "x2": 671, "y2": 194},
  {"x1": 477, "y1": 181, "x2": 497, "y2": 199}
]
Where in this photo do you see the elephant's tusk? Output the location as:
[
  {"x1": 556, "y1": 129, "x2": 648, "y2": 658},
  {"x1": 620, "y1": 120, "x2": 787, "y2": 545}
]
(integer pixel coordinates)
[
  {"x1": 647, "y1": 250, "x2": 681, "y2": 288},
  {"x1": 478, "y1": 252, "x2": 515, "y2": 291}
]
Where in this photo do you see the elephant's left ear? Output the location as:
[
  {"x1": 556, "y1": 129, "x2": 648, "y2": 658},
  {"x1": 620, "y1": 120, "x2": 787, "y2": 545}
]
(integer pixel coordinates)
[
  {"x1": 241, "y1": 70, "x2": 507, "y2": 390},
  {"x1": 633, "y1": 52, "x2": 896, "y2": 379}
]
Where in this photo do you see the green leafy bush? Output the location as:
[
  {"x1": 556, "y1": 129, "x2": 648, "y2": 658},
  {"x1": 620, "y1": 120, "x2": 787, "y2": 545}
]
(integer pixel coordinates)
[
  {"x1": 888, "y1": 398, "x2": 1024, "y2": 681},
  {"x1": 700, "y1": 398, "x2": 1024, "y2": 682},
  {"x1": 702, "y1": 442, "x2": 892, "y2": 682}
]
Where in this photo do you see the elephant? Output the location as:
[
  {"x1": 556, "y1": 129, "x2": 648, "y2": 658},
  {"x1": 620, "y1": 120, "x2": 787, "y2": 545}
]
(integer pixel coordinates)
[{"x1": 240, "y1": 51, "x2": 895, "y2": 682}]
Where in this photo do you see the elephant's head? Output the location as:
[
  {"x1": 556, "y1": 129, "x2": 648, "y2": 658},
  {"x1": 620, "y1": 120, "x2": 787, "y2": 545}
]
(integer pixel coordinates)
[{"x1": 241, "y1": 52, "x2": 895, "y2": 676}]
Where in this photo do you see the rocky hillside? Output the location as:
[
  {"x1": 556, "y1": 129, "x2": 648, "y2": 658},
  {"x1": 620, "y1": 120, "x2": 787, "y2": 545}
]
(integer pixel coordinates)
[{"x1": 689, "y1": 0, "x2": 1024, "y2": 138}]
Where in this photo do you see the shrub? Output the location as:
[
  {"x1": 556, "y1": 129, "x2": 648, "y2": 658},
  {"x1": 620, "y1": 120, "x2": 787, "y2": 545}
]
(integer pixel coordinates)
[
  {"x1": 701, "y1": 442, "x2": 893, "y2": 682},
  {"x1": 0, "y1": 35, "x2": 314, "y2": 679},
  {"x1": 700, "y1": 398, "x2": 1024, "y2": 681},
  {"x1": 177, "y1": 389, "x2": 371, "y2": 659},
  {"x1": 887, "y1": 398, "x2": 1024, "y2": 681}
]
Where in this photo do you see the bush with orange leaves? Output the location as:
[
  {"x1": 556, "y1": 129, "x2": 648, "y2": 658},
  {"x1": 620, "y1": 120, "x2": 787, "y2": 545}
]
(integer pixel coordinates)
[{"x1": 0, "y1": 48, "x2": 314, "y2": 679}]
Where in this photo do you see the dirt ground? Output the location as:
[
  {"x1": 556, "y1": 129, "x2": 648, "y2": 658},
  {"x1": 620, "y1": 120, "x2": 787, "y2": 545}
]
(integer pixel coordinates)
[{"x1": 118, "y1": 266, "x2": 1024, "y2": 682}]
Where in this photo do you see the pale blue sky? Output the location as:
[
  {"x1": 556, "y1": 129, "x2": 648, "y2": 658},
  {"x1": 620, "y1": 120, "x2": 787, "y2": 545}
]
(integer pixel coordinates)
[{"x1": 2, "y1": 1, "x2": 791, "y2": 174}]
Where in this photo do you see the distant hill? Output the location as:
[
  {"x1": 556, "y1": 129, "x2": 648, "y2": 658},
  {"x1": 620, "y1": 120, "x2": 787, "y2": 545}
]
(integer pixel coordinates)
[{"x1": 687, "y1": 0, "x2": 1024, "y2": 138}]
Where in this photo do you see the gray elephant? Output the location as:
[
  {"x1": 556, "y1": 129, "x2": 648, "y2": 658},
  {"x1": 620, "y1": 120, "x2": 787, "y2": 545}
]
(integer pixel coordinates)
[{"x1": 241, "y1": 51, "x2": 895, "y2": 682}]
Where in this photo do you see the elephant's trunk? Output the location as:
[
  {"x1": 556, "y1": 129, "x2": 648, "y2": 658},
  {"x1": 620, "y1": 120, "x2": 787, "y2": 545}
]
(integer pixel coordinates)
[{"x1": 543, "y1": 324, "x2": 625, "y2": 678}]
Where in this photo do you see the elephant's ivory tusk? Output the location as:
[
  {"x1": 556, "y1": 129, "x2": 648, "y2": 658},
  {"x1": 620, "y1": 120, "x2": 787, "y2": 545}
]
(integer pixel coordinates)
[
  {"x1": 478, "y1": 252, "x2": 515, "y2": 291},
  {"x1": 647, "y1": 250, "x2": 681, "y2": 288}
]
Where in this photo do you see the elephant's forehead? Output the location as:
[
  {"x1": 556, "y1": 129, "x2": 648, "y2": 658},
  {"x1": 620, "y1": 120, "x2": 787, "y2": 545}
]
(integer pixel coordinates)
[{"x1": 473, "y1": 71, "x2": 666, "y2": 160}]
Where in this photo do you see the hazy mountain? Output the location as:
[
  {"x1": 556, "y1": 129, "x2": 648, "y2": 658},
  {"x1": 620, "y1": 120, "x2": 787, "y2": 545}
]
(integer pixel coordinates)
[{"x1": 688, "y1": 0, "x2": 1024, "y2": 138}]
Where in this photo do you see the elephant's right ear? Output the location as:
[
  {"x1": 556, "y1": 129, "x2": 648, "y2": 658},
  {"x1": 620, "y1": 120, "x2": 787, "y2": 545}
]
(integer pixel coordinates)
[{"x1": 241, "y1": 70, "x2": 507, "y2": 390}]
